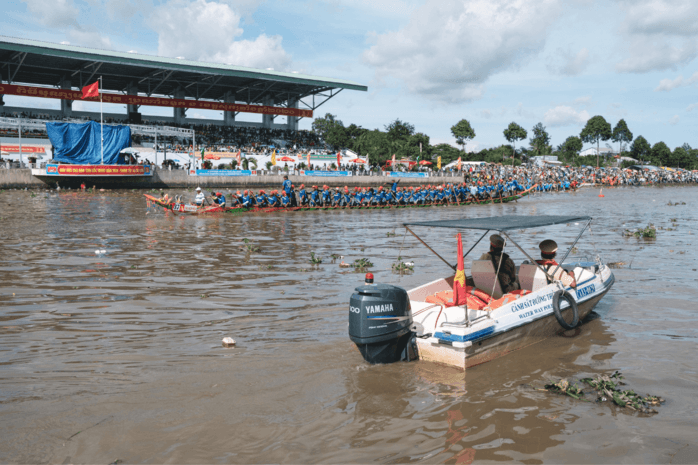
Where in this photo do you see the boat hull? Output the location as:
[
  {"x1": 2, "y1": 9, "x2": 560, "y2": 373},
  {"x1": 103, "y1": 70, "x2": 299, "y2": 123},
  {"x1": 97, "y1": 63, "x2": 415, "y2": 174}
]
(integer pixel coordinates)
[{"x1": 415, "y1": 287, "x2": 609, "y2": 369}]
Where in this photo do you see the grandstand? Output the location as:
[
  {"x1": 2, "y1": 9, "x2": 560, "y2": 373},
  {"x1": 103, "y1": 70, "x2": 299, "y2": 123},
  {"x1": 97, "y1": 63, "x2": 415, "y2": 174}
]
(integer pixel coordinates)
[{"x1": 0, "y1": 36, "x2": 366, "y2": 166}]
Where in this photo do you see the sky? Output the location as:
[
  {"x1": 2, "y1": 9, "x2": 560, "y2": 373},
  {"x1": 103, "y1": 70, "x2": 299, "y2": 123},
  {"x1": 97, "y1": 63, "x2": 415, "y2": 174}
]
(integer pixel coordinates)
[{"x1": 2, "y1": 0, "x2": 698, "y2": 152}]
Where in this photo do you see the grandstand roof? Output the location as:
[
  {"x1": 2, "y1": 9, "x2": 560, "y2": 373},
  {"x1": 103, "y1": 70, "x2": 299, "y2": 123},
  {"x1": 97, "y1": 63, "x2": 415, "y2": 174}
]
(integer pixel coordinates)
[{"x1": 0, "y1": 36, "x2": 367, "y2": 106}]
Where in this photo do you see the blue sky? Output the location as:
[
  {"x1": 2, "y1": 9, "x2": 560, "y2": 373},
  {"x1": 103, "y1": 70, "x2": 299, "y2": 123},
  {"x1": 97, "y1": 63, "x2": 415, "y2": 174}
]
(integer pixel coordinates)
[{"x1": 2, "y1": 0, "x2": 698, "y2": 151}]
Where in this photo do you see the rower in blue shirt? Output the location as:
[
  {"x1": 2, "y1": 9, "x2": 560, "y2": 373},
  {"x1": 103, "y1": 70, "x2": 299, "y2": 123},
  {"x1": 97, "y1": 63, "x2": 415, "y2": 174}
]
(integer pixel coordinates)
[
  {"x1": 282, "y1": 175, "x2": 292, "y2": 196},
  {"x1": 241, "y1": 190, "x2": 252, "y2": 207},
  {"x1": 298, "y1": 184, "x2": 308, "y2": 206},
  {"x1": 321, "y1": 186, "x2": 331, "y2": 206},
  {"x1": 332, "y1": 189, "x2": 342, "y2": 207},
  {"x1": 280, "y1": 191, "x2": 291, "y2": 207},
  {"x1": 256, "y1": 190, "x2": 268, "y2": 207},
  {"x1": 267, "y1": 190, "x2": 280, "y2": 207},
  {"x1": 309, "y1": 186, "x2": 320, "y2": 206}
]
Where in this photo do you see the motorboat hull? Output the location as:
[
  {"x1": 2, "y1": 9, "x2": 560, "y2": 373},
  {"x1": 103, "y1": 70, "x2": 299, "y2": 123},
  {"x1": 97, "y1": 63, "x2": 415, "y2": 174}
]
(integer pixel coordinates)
[{"x1": 410, "y1": 265, "x2": 614, "y2": 370}]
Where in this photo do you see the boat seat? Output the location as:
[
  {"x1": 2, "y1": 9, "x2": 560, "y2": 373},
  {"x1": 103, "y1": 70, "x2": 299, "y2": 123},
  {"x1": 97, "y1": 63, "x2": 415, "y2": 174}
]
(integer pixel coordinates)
[
  {"x1": 518, "y1": 264, "x2": 549, "y2": 292},
  {"x1": 471, "y1": 260, "x2": 504, "y2": 299}
]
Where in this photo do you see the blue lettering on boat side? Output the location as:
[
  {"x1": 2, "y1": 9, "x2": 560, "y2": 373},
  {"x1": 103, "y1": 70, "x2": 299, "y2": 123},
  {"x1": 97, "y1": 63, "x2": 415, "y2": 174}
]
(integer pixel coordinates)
[
  {"x1": 576, "y1": 284, "x2": 596, "y2": 299},
  {"x1": 511, "y1": 293, "x2": 553, "y2": 313}
]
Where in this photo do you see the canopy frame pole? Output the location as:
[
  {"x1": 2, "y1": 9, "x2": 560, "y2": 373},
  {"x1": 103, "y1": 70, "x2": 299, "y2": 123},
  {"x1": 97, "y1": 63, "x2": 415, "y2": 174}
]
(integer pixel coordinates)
[
  {"x1": 405, "y1": 226, "x2": 456, "y2": 271},
  {"x1": 548, "y1": 219, "x2": 592, "y2": 280},
  {"x1": 499, "y1": 231, "x2": 555, "y2": 282},
  {"x1": 463, "y1": 230, "x2": 489, "y2": 259}
]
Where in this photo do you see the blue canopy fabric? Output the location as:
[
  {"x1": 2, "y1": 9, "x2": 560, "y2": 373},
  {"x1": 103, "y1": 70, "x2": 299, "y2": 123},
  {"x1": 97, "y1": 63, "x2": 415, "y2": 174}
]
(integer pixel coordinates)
[
  {"x1": 46, "y1": 121, "x2": 132, "y2": 165},
  {"x1": 404, "y1": 215, "x2": 591, "y2": 231}
]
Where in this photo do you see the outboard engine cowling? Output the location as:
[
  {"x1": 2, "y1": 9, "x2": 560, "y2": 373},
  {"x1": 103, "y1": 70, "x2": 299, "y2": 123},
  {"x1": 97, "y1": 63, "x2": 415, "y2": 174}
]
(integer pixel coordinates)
[{"x1": 349, "y1": 283, "x2": 417, "y2": 364}]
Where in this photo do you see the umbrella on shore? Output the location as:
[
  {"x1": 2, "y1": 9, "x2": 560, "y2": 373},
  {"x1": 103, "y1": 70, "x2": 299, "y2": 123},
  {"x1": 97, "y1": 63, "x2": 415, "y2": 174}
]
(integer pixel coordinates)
[
  {"x1": 419, "y1": 160, "x2": 432, "y2": 165},
  {"x1": 349, "y1": 158, "x2": 366, "y2": 163},
  {"x1": 277, "y1": 156, "x2": 295, "y2": 162}
]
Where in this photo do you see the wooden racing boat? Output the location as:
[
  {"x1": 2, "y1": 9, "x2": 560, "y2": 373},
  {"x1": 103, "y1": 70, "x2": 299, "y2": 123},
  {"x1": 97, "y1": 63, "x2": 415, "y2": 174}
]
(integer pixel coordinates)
[{"x1": 144, "y1": 185, "x2": 535, "y2": 216}]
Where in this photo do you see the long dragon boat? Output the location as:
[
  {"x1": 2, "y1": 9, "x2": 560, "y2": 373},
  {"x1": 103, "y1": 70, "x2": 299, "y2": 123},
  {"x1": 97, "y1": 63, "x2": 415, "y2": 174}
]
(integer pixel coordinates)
[{"x1": 144, "y1": 185, "x2": 535, "y2": 216}]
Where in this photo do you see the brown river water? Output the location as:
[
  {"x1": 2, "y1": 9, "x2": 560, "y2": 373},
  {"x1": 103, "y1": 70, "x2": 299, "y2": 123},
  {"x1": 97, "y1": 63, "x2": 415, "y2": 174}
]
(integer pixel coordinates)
[{"x1": 1, "y1": 186, "x2": 697, "y2": 464}]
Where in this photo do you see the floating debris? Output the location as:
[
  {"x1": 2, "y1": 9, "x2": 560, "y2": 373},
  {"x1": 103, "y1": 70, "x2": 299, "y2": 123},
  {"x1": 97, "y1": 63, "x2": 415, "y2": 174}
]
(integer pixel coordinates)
[
  {"x1": 667, "y1": 201, "x2": 687, "y2": 206},
  {"x1": 623, "y1": 224, "x2": 656, "y2": 239},
  {"x1": 310, "y1": 252, "x2": 322, "y2": 264},
  {"x1": 392, "y1": 261, "x2": 415, "y2": 272},
  {"x1": 542, "y1": 371, "x2": 664, "y2": 415},
  {"x1": 339, "y1": 261, "x2": 352, "y2": 268},
  {"x1": 607, "y1": 261, "x2": 626, "y2": 269},
  {"x1": 386, "y1": 231, "x2": 396, "y2": 237},
  {"x1": 222, "y1": 337, "x2": 236, "y2": 348},
  {"x1": 352, "y1": 258, "x2": 374, "y2": 270},
  {"x1": 241, "y1": 238, "x2": 261, "y2": 252}
]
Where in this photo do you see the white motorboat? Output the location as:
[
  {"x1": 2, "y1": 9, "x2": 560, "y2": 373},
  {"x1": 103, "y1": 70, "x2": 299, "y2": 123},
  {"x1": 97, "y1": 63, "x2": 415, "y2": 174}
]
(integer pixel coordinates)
[{"x1": 348, "y1": 215, "x2": 615, "y2": 370}]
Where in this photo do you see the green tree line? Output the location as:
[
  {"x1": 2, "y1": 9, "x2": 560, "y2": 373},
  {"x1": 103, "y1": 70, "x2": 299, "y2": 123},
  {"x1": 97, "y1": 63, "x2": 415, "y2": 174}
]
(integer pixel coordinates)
[{"x1": 311, "y1": 113, "x2": 698, "y2": 170}]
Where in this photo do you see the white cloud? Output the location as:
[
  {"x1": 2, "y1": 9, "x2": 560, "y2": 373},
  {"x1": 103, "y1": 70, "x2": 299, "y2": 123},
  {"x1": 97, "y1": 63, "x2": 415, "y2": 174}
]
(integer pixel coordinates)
[
  {"x1": 615, "y1": 1, "x2": 698, "y2": 73},
  {"x1": 686, "y1": 102, "x2": 698, "y2": 111},
  {"x1": 149, "y1": 0, "x2": 291, "y2": 70},
  {"x1": 543, "y1": 105, "x2": 589, "y2": 126},
  {"x1": 548, "y1": 47, "x2": 589, "y2": 76},
  {"x1": 22, "y1": 0, "x2": 78, "y2": 28},
  {"x1": 480, "y1": 109, "x2": 492, "y2": 119},
  {"x1": 573, "y1": 96, "x2": 592, "y2": 106},
  {"x1": 620, "y1": 0, "x2": 698, "y2": 36},
  {"x1": 67, "y1": 29, "x2": 113, "y2": 50},
  {"x1": 363, "y1": 0, "x2": 562, "y2": 103},
  {"x1": 669, "y1": 115, "x2": 680, "y2": 125},
  {"x1": 654, "y1": 71, "x2": 698, "y2": 91}
]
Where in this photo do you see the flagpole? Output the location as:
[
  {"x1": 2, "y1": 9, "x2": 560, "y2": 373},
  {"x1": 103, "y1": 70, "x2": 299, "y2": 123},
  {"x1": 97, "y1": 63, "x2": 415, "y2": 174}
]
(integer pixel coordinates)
[{"x1": 100, "y1": 76, "x2": 104, "y2": 165}]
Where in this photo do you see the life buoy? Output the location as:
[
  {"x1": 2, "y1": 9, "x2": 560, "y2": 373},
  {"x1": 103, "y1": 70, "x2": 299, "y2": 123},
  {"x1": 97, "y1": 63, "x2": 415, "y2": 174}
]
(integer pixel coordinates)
[{"x1": 552, "y1": 290, "x2": 579, "y2": 330}]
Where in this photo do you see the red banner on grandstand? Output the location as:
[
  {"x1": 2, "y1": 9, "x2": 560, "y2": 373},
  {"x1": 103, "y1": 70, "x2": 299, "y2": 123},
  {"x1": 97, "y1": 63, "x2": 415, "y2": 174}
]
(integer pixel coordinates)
[
  {"x1": 0, "y1": 145, "x2": 45, "y2": 153},
  {"x1": 46, "y1": 164, "x2": 152, "y2": 176},
  {"x1": 0, "y1": 84, "x2": 313, "y2": 118}
]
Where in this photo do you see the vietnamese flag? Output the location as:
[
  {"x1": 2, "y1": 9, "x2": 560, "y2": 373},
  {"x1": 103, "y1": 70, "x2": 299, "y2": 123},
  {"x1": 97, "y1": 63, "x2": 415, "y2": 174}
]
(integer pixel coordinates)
[
  {"x1": 81, "y1": 81, "x2": 99, "y2": 99},
  {"x1": 448, "y1": 233, "x2": 467, "y2": 306}
]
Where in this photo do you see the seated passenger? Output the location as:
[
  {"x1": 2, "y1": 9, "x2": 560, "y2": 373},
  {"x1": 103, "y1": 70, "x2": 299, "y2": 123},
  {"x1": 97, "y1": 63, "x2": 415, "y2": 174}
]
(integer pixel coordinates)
[
  {"x1": 194, "y1": 187, "x2": 205, "y2": 206},
  {"x1": 479, "y1": 234, "x2": 520, "y2": 293},
  {"x1": 536, "y1": 239, "x2": 576, "y2": 287}
]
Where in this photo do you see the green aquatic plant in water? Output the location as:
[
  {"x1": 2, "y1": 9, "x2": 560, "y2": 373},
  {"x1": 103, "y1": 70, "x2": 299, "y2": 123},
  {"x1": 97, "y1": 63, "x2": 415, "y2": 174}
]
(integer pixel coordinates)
[
  {"x1": 310, "y1": 252, "x2": 322, "y2": 265},
  {"x1": 544, "y1": 371, "x2": 664, "y2": 414},
  {"x1": 352, "y1": 258, "x2": 373, "y2": 269},
  {"x1": 623, "y1": 224, "x2": 656, "y2": 239}
]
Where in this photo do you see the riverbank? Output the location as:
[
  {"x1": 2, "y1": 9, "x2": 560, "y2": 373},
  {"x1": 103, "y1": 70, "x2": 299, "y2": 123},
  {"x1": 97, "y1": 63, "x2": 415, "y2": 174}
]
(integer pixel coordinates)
[{"x1": 0, "y1": 167, "x2": 464, "y2": 189}]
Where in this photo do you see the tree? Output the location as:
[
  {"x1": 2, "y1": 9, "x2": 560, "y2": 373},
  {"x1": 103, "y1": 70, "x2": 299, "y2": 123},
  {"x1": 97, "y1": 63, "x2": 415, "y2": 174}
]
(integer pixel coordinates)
[
  {"x1": 529, "y1": 122, "x2": 551, "y2": 155},
  {"x1": 650, "y1": 141, "x2": 671, "y2": 166},
  {"x1": 669, "y1": 146, "x2": 686, "y2": 168},
  {"x1": 311, "y1": 113, "x2": 342, "y2": 140},
  {"x1": 450, "y1": 119, "x2": 475, "y2": 153},
  {"x1": 353, "y1": 130, "x2": 391, "y2": 166},
  {"x1": 557, "y1": 136, "x2": 583, "y2": 164},
  {"x1": 503, "y1": 122, "x2": 527, "y2": 166},
  {"x1": 325, "y1": 124, "x2": 349, "y2": 150},
  {"x1": 385, "y1": 119, "x2": 415, "y2": 142},
  {"x1": 408, "y1": 132, "x2": 431, "y2": 160},
  {"x1": 612, "y1": 119, "x2": 633, "y2": 156},
  {"x1": 580, "y1": 115, "x2": 612, "y2": 169},
  {"x1": 431, "y1": 144, "x2": 461, "y2": 165},
  {"x1": 630, "y1": 136, "x2": 650, "y2": 165}
]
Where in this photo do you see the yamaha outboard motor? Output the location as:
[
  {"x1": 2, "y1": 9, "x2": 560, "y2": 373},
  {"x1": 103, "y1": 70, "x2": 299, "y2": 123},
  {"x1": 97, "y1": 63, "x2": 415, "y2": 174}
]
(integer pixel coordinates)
[{"x1": 349, "y1": 274, "x2": 417, "y2": 364}]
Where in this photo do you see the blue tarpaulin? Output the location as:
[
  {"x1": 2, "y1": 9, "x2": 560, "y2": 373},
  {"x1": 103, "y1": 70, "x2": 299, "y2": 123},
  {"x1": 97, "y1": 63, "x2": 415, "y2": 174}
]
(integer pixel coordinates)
[{"x1": 46, "y1": 121, "x2": 132, "y2": 165}]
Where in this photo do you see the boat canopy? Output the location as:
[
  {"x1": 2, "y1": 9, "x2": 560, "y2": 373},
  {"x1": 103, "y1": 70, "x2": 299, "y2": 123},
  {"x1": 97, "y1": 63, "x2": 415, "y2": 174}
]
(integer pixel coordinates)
[{"x1": 403, "y1": 215, "x2": 591, "y2": 231}]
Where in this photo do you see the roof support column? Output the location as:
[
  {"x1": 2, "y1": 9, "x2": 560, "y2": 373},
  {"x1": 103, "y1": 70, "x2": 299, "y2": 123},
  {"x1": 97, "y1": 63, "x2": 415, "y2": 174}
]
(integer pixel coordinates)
[
  {"x1": 223, "y1": 91, "x2": 235, "y2": 126},
  {"x1": 287, "y1": 97, "x2": 298, "y2": 131},
  {"x1": 126, "y1": 81, "x2": 141, "y2": 123},
  {"x1": 173, "y1": 88, "x2": 186, "y2": 125},
  {"x1": 262, "y1": 95, "x2": 273, "y2": 129},
  {"x1": 60, "y1": 78, "x2": 72, "y2": 118}
]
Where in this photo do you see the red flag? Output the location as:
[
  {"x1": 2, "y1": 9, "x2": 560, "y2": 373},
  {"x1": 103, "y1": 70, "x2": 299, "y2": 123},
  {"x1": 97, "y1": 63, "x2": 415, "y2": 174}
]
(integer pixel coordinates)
[
  {"x1": 236, "y1": 150, "x2": 241, "y2": 165},
  {"x1": 81, "y1": 81, "x2": 99, "y2": 99},
  {"x1": 448, "y1": 233, "x2": 467, "y2": 306},
  {"x1": 336, "y1": 151, "x2": 341, "y2": 169}
]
